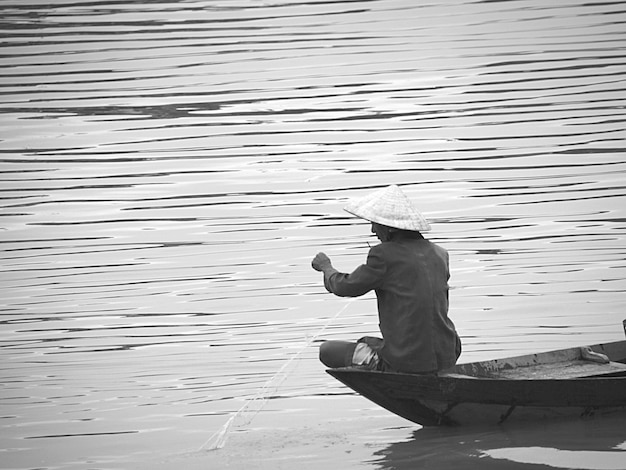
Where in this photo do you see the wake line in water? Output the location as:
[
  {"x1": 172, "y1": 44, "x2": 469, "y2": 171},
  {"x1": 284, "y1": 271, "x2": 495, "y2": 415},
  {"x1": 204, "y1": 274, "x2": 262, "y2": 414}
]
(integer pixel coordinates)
[{"x1": 200, "y1": 298, "x2": 356, "y2": 451}]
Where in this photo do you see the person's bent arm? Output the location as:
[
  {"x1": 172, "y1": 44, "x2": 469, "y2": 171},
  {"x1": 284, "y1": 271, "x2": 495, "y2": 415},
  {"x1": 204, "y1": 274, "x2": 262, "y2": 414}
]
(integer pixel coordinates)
[{"x1": 312, "y1": 249, "x2": 385, "y2": 297}]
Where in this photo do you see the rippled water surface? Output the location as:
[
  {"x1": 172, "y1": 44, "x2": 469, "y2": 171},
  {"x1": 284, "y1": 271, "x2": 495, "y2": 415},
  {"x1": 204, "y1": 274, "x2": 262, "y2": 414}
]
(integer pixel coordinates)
[{"x1": 1, "y1": 1, "x2": 625, "y2": 469}]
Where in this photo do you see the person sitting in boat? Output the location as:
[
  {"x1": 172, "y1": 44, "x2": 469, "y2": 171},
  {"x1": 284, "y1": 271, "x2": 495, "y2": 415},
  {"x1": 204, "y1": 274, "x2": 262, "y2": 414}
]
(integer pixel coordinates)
[{"x1": 312, "y1": 184, "x2": 461, "y2": 374}]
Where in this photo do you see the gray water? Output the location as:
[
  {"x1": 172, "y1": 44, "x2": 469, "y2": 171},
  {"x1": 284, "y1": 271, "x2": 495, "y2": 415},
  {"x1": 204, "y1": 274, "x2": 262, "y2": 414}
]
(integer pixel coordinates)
[{"x1": 1, "y1": 1, "x2": 625, "y2": 469}]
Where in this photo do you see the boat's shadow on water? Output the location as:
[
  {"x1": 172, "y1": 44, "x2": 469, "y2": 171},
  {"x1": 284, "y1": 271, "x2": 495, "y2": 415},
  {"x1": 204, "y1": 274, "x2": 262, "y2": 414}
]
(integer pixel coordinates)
[{"x1": 371, "y1": 414, "x2": 626, "y2": 470}]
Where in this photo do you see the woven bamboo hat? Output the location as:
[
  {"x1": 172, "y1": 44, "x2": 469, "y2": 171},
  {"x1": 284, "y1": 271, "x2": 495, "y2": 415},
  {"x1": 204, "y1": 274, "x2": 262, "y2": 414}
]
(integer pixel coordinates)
[{"x1": 344, "y1": 185, "x2": 431, "y2": 232}]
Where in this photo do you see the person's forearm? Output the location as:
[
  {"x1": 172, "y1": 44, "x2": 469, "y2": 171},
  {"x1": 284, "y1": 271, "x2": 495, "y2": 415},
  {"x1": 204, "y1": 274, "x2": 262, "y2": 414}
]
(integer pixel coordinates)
[
  {"x1": 321, "y1": 265, "x2": 339, "y2": 279},
  {"x1": 321, "y1": 266, "x2": 340, "y2": 293}
]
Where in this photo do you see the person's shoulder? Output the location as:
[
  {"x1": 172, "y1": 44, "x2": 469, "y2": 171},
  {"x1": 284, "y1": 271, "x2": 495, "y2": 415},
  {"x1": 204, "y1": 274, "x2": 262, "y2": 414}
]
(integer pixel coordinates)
[
  {"x1": 367, "y1": 241, "x2": 393, "y2": 259},
  {"x1": 427, "y1": 240, "x2": 447, "y2": 251},
  {"x1": 368, "y1": 242, "x2": 386, "y2": 254},
  {"x1": 416, "y1": 238, "x2": 447, "y2": 256},
  {"x1": 428, "y1": 241, "x2": 449, "y2": 261}
]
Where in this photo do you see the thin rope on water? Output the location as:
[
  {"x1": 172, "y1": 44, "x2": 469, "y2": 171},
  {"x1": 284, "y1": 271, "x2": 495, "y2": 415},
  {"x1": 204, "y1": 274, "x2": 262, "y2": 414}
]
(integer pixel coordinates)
[{"x1": 199, "y1": 298, "x2": 356, "y2": 451}]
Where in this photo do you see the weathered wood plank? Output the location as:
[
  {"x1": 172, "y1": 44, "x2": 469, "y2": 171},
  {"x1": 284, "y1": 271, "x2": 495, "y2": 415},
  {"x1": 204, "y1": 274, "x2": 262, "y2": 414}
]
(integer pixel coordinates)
[{"x1": 490, "y1": 360, "x2": 626, "y2": 380}]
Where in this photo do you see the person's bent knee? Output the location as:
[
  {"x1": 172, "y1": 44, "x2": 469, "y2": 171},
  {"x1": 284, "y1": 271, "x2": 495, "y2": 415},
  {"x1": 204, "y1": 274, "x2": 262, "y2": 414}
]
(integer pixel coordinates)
[{"x1": 319, "y1": 340, "x2": 356, "y2": 368}]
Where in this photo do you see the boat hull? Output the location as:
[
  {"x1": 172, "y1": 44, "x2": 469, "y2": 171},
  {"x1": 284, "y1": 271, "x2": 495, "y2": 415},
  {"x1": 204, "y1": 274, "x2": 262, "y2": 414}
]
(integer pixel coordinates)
[{"x1": 327, "y1": 340, "x2": 626, "y2": 426}]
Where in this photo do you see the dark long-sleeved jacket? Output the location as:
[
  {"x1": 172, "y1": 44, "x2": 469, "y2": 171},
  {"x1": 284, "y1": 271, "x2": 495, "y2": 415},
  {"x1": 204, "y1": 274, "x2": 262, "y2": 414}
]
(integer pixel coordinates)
[{"x1": 324, "y1": 234, "x2": 460, "y2": 373}]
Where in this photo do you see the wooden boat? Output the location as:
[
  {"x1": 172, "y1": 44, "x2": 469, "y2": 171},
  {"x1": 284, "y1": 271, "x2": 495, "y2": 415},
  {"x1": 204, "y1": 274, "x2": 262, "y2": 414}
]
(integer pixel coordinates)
[{"x1": 327, "y1": 339, "x2": 626, "y2": 426}]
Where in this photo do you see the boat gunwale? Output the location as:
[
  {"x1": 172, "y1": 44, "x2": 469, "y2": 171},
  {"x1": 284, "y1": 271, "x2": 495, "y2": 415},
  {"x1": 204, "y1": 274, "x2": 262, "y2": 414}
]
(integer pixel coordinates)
[
  {"x1": 327, "y1": 367, "x2": 626, "y2": 382},
  {"x1": 328, "y1": 339, "x2": 626, "y2": 382}
]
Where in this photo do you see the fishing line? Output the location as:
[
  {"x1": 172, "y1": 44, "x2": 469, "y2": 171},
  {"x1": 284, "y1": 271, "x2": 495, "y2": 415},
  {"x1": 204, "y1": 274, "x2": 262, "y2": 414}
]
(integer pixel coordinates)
[{"x1": 200, "y1": 297, "x2": 356, "y2": 451}]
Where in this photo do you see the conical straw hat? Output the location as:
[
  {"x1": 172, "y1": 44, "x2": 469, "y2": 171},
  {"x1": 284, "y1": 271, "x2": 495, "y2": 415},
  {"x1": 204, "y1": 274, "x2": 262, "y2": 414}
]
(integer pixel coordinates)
[{"x1": 344, "y1": 185, "x2": 431, "y2": 232}]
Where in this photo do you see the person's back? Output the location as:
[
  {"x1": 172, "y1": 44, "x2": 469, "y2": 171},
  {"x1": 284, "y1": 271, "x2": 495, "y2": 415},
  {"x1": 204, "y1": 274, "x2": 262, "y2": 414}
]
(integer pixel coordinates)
[{"x1": 372, "y1": 234, "x2": 459, "y2": 373}]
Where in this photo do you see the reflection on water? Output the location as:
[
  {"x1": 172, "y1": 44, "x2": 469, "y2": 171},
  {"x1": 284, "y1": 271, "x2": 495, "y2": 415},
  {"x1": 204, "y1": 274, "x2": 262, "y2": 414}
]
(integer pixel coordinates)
[
  {"x1": 485, "y1": 448, "x2": 626, "y2": 470},
  {"x1": 1, "y1": 0, "x2": 625, "y2": 468},
  {"x1": 372, "y1": 415, "x2": 626, "y2": 470}
]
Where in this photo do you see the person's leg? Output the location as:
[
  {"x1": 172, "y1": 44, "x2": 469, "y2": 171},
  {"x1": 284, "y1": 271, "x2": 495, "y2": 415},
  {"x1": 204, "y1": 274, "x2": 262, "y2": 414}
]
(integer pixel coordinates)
[{"x1": 319, "y1": 340, "x2": 357, "y2": 368}]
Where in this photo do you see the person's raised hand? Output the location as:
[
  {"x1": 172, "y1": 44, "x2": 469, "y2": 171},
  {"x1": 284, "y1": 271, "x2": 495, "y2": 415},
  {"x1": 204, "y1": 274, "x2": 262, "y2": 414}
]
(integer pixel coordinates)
[{"x1": 311, "y1": 252, "x2": 332, "y2": 272}]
